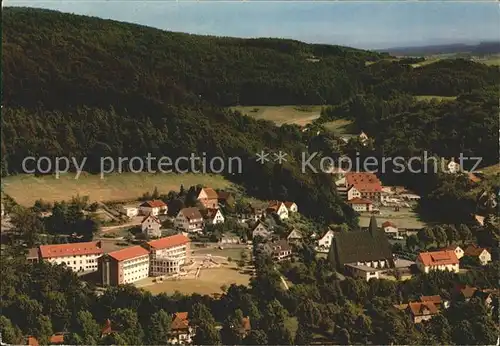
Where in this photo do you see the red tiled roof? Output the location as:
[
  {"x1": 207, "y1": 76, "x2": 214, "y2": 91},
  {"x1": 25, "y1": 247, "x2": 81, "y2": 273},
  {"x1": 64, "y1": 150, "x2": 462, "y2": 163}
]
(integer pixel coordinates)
[
  {"x1": 217, "y1": 191, "x2": 233, "y2": 200},
  {"x1": 140, "y1": 200, "x2": 167, "y2": 208},
  {"x1": 28, "y1": 334, "x2": 65, "y2": 346},
  {"x1": 417, "y1": 250, "x2": 459, "y2": 266},
  {"x1": 198, "y1": 187, "x2": 218, "y2": 200},
  {"x1": 147, "y1": 234, "x2": 190, "y2": 250},
  {"x1": 347, "y1": 198, "x2": 373, "y2": 205},
  {"x1": 382, "y1": 221, "x2": 397, "y2": 228},
  {"x1": 239, "y1": 317, "x2": 251, "y2": 334},
  {"x1": 345, "y1": 172, "x2": 382, "y2": 192},
  {"x1": 443, "y1": 244, "x2": 462, "y2": 251},
  {"x1": 284, "y1": 201, "x2": 296, "y2": 208},
  {"x1": 141, "y1": 214, "x2": 161, "y2": 224},
  {"x1": 102, "y1": 319, "x2": 113, "y2": 335},
  {"x1": 408, "y1": 301, "x2": 439, "y2": 316},
  {"x1": 39, "y1": 241, "x2": 103, "y2": 259},
  {"x1": 464, "y1": 244, "x2": 488, "y2": 257},
  {"x1": 420, "y1": 295, "x2": 442, "y2": 304},
  {"x1": 468, "y1": 173, "x2": 481, "y2": 183},
  {"x1": 171, "y1": 312, "x2": 189, "y2": 331},
  {"x1": 108, "y1": 245, "x2": 150, "y2": 262}
]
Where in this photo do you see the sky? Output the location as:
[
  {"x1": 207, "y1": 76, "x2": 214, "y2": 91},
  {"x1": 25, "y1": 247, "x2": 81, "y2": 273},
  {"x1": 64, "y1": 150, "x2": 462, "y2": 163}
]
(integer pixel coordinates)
[{"x1": 4, "y1": 1, "x2": 500, "y2": 49}]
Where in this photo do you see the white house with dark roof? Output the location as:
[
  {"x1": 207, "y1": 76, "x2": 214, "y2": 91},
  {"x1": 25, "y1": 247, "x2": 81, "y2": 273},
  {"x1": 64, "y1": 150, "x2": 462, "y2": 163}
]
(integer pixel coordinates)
[
  {"x1": 317, "y1": 230, "x2": 335, "y2": 251},
  {"x1": 287, "y1": 228, "x2": 302, "y2": 243},
  {"x1": 175, "y1": 207, "x2": 204, "y2": 233},
  {"x1": 202, "y1": 208, "x2": 225, "y2": 225},
  {"x1": 252, "y1": 221, "x2": 271, "y2": 239},
  {"x1": 141, "y1": 214, "x2": 162, "y2": 238}
]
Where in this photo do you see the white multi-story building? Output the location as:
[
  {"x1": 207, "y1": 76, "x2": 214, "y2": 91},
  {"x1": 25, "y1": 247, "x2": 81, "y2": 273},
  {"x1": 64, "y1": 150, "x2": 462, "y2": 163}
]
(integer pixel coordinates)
[
  {"x1": 122, "y1": 206, "x2": 139, "y2": 218},
  {"x1": 39, "y1": 241, "x2": 103, "y2": 272},
  {"x1": 416, "y1": 250, "x2": 459, "y2": 273},
  {"x1": 145, "y1": 234, "x2": 191, "y2": 277},
  {"x1": 101, "y1": 246, "x2": 150, "y2": 286},
  {"x1": 175, "y1": 208, "x2": 204, "y2": 233},
  {"x1": 267, "y1": 201, "x2": 289, "y2": 220},
  {"x1": 317, "y1": 230, "x2": 335, "y2": 250}
]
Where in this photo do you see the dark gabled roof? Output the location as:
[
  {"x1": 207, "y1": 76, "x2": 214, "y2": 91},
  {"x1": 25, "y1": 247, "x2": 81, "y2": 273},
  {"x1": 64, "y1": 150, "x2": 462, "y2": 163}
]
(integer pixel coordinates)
[{"x1": 328, "y1": 216, "x2": 394, "y2": 270}]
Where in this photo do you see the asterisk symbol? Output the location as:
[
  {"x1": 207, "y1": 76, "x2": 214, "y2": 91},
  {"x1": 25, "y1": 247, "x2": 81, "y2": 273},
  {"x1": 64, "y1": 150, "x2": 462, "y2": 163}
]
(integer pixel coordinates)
[
  {"x1": 255, "y1": 151, "x2": 270, "y2": 164},
  {"x1": 273, "y1": 151, "x2": 288, "y2": 164}
]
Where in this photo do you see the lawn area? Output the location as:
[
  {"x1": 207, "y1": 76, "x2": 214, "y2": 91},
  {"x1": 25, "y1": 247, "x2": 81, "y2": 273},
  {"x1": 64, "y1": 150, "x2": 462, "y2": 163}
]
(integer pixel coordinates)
[
  {"x1": 415, "y1": 95, "x2": 457, "y2": 102},
  {"x1": 231, "y1": 105, "x2": 323, "y2": 126},
  {"x1": 140, "y1": 267, "x2": 251, "y2": 295},
  {"x1": 359, "y1": 209, "x2": 427, "y2": 230},
  {"x1": 322, "y1": 119, "x2": 355, "y2": 136},
  {"x1": 3, "y1": 172, "x2": 231, "y2": 206},
  {"x1": 193, "y1": 247, "x2": 251, "y2": 261}
]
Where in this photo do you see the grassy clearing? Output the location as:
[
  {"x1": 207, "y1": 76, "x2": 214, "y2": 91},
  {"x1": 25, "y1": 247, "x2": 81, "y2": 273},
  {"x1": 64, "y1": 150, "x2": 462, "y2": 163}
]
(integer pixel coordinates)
[
  {"x1": 3, "y1": 173, "x2": 231, "y2": 206},
  {"x1": 141, "y1": 267, "x2": 251, "y2": 295},
  {"x1": 231, "y1": 105, "x2": 323, "y2": 126},
  {"x1": 415, "y1": 95, "x2": 457, "y2": 102},
  {"x1": 359, "y1": 209, "x2": 427, "y2": 230},
  {"x1": 322, "y1": 119, "x2": 355, "y2": 136},
  {"x1": 477, "y1": 56, "x2": 500, "y2": 66},
  {"x1": 411, "y1": 58, "x2": 441, "y2": 68}
]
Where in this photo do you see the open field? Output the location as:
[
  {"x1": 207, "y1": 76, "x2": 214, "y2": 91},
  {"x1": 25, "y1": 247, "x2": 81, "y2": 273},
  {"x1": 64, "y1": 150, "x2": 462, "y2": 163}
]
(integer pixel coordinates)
[
  {"x1": 411, "y1": 58, "x2": 441, "y2": 68},
  {"x1": 359, "y1": 209, "x2": 427, "y2": 230},
  {"x1": 140, "y1": 267, "x2": 251, "y2": 295},
  {"x1": 3, "y1": 173, "x2": 231, "y2": 206},
  {"x1": 415, "y1": 95, "x2": 457, "y2": 102},
  {"x1": 322, "y1": 119, "x2": 355, "y2": 136},
  {"x1": 231, "y1": 105, "x2": 323, "y2": 126},
  {"x1": 475, "y1": 56, "x2": 500, "y2": 66}
]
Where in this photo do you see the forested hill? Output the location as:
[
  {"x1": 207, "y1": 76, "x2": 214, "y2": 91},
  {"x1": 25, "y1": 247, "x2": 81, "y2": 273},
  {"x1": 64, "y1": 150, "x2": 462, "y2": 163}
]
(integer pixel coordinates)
[{"x1": 2, "y1": 7, "x2": 384, "y2": 108}]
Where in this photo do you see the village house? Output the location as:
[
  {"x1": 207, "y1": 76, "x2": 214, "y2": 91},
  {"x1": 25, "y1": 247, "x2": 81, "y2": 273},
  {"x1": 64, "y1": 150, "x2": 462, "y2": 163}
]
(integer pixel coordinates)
[
  {"x1": 219, "y1": 235, "x2": 240, "y2": 245},
  {"x1": 202, "y1": 208, "x2": 225, "y2": 225},
  {"x1": 286, "y1": 228, "x2": 303, "y2": 243},
  {"x1": 463, "y1": 244, "x2": 492, "y2": 265},
  {"x1": 269, "y1": 240, "x2": 292, "y2": 261},
  {"x1": 420, "y1": 295, "x2": 450, "y2": 310},
  {"x1": 446, "y1": 158, "x2": 461, "y2": 174},
  {"x1": 39, "y1": 241, "x2": 103, "y2": 273},
  {"x1": 100, "y1": 245, "x2": 150, "y2": 286},
  {"x1": 217, "y1": 191, "x2": 235, "y2": 207},
  {"x1": 406, "y1": 301, "x2": 439, "y2": 323},
  {"x1": 144, "y1": 234, "x2": 191, "y2": 277},
  {"x1": 346, "y1": 185, "x2": 362, "y2": 201},
  {"x1": 453, "y1": 285, "x2": 497, "y2": 311},
  {"x1": 236, "y1": 317, "x2": 251, "y2": 338},
  {"x1": 139, "y1": 200, "x2": 168, "y2": 216},
  {"x1": 141, "y1": 214, "x2": 162, "y2": 238},
  {"x1": 240, "y1": 204, "x2": 267, "y2": 222},
  {"x1": 26, "y1": 248, "x2": 39, "y2": 264},
  {"x1": 329, "y1": 216, "x2": 394, "y2": 281},
  {"x1": 252, "y1": 221, "x2": 271, "y2": 239},
  {"x1": 267, "y1": 201, "x2": 289, "y2": 220},
  {"x1": 284, "y1": 201, "x2": 298, "y2": 213},
  {"x1": 382, "y1": 221, "x2": 399, "y2": 237},
  {"x1": 122, "y1": 205, "x2": 139, "y2": 218},
  {"x1": 317, "y1": 230, "x2": 335, "y2": 251},
  {"x1": 416, "y1": 250, "x2": 459, "y2": 273},
  {"x1": 347, "y1": 198, "x2": 374, "y2": 212},
  {"x1": 443, "y1": 244, "x2": 464, "y2": 259},
  {"x1": 197, "y1": 187, "x2": 219, "y2": 209},
  {"x1": 27, "y1": 333, "x2": 65, "y2": 346},
  {"x1": 339, "y1": 172, "x2": 383, "y2": 202},
  {"x1": 175, "y1": 207, "x2": 204, "y2": 233},
  {"x1": 168, "y1": 312, "x2": 195, "y2": 345}
]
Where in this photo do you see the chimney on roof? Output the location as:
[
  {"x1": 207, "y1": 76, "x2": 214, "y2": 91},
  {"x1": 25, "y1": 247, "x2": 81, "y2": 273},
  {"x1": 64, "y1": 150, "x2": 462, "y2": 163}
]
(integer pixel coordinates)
[{"x1": 369, "y1": 215, "x2": 378, "y2": 236}]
